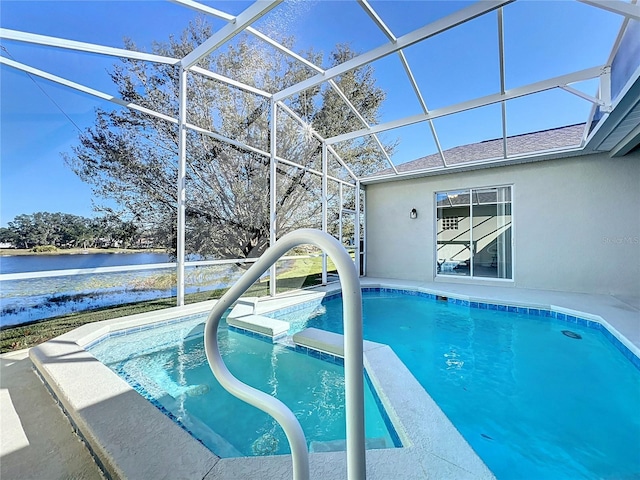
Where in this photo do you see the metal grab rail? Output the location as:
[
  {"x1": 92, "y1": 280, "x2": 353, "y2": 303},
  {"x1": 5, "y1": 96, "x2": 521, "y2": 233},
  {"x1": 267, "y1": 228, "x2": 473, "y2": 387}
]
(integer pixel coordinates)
[{"x1": 203, "y1": 229, "x2": 365, "y2": 480}]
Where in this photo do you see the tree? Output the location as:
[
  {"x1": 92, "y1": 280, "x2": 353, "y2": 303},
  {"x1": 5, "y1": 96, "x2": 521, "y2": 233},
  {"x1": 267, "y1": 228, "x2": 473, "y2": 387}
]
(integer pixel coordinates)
[
  {"x1": 0, "y1": 226, "x2": 18, "y2": 246},
  {"x1": 65, "y1": 18, "x2": 393, "y2": 260},
  {"x1": 1, "y1": 212, "x2": 148, "y2": 249},
  {"x1": 6, "y1": 214, "x2": 38, "y2": 249}
]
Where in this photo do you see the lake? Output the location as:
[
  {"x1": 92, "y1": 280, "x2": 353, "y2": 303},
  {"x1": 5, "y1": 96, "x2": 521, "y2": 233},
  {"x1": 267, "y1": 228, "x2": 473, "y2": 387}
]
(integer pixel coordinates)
[
  {"x1": 0, "y1": 251, "x2": 285, "y2": 327},
  {"x1": 1, "y1": 252, "x2": 173, "y2": 327},
  {"x1": 0, "y1": 252, "x2": 172, "y2": 274},
  {"x1": 0, "y1": 252, "x2": 270, "y2": 328}
]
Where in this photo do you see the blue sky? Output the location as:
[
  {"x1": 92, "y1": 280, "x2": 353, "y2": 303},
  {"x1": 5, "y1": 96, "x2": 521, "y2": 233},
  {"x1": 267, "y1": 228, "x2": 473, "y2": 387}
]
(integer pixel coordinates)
[{"x1": 0, "y1": 0, "x2": 623, "y2": 226}]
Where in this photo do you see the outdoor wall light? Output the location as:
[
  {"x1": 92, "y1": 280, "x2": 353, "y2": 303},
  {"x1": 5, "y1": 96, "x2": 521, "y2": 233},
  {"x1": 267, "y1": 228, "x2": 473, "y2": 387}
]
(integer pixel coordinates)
[{"x1": 410, "y1": 208, "x2": 418, "y2": 219}]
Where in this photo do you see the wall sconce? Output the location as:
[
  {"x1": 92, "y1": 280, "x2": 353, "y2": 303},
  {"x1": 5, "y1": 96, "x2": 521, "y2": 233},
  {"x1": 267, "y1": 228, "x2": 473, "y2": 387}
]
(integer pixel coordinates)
[{"x1": 410, "y1": 208, "x2": 418, "y2": 219}]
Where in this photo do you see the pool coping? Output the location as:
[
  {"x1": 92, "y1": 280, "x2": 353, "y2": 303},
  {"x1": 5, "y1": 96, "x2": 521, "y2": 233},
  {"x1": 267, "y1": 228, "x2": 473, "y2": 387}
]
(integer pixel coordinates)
[{"x1": 28, "y1": 278, "x2": 640, "y2": 479}]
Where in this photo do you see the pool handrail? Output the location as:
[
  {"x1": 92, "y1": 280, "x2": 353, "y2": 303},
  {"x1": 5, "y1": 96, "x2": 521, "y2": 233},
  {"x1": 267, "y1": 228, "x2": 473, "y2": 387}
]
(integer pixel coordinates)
[{"x1": 203, "y1": 229, "x2": 365, "y2": 480}]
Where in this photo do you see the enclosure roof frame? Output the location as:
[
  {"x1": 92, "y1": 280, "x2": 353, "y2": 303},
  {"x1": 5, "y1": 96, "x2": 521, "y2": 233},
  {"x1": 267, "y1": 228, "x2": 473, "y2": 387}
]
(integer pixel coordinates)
[{"x1": 1, "y1": 0, "x2": 637, "y2": 180}]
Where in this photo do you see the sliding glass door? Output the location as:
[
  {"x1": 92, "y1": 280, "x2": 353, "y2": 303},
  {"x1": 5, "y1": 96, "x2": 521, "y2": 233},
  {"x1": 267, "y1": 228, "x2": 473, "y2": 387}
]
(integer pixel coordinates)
[
  {"x1": 436, "y1": 190, "x2": 472, "y2": 276},
  {"x1": 436, "y1": 186, "x2": 512, "y2": 279}
]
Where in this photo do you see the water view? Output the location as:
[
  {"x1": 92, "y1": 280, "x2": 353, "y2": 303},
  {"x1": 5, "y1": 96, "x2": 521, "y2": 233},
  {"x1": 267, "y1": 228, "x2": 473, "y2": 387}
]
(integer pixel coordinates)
[
  {"x1": 0, "y1": 251, "x2": 300, "y2": 328},
  {"x1": 0, "y1": 252, "x2": 171, "y2": 274},
  {"x1": 0, "y1": 252, "x2": 233, "y2": 328}
]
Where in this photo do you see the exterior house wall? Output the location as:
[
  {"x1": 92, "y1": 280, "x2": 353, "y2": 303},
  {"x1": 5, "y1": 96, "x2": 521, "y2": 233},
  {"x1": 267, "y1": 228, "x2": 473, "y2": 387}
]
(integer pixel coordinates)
[{"x1": 364, "y1": 151, "x2": 640, "y2": 297}]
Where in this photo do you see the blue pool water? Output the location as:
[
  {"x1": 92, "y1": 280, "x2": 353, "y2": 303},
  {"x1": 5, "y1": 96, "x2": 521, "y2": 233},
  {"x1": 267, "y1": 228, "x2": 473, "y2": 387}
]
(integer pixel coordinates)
[
  {"x1": 291, "y1": 290, "x2": 640, "y2": 479},
  {"x1": 89, "y1": 315, "x2": 396, "y2": 457}
]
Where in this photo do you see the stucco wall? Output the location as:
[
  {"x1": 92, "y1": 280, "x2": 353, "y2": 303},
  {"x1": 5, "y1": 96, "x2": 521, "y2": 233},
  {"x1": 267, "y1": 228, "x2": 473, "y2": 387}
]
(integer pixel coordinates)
[{"x1": 364, "y1": 151, "x2": 640, "y2": 297}]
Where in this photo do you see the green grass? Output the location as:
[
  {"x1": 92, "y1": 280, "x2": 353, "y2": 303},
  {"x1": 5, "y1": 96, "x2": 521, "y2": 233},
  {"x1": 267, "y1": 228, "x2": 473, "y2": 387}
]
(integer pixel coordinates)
[{"x1": 0, "y1": 256, "x2": 332, "y2": 353}]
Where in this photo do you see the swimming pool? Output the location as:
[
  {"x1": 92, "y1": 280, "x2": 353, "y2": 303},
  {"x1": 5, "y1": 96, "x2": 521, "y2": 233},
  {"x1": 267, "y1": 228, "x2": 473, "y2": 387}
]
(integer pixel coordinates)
[
  {"x1": 87, "y1": 314, "x2": 398, "y2": 458},
  {"x1": 280, "y1": 289, "x2": 640, "y2": 479}
]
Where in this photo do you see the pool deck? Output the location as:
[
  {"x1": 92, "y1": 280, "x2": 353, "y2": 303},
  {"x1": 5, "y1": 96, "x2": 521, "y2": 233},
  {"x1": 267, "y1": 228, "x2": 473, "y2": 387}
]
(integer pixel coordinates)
[
  {"x1": 2, "y1": 278, "x2": 638, "y2": 479},
  {"x1": 0, "y1": 349, "x2": 104, "y2": 480}
]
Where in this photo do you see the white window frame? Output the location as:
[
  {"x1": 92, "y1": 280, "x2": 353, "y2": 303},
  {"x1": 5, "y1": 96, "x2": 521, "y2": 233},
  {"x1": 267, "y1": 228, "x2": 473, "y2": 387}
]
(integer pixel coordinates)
[{"x1": 434, "y1": 184, "x2": 514, "y2": 282}]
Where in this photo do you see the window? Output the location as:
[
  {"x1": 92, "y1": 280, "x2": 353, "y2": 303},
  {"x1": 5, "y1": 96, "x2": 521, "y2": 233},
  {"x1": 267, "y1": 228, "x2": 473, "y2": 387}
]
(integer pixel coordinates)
[
  {"x1": 442, "y1": 216, "x2": 459, "y2": 230},
  {"x1": 436, "y1": 186, "x2": 512, "y2": 279}
]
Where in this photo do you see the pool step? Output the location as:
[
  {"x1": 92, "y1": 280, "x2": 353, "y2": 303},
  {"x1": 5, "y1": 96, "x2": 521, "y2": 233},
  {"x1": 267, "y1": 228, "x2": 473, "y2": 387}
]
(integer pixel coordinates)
[
  {"x1": 159, "y1": 394, "x2": 244, "y2": 458},
  {"x1": 293, "y1": 328, "x2": 386, "y2": 357},
  {"x1": 292, "y1": 327, "x2": 344, "y2": 357},
  {"x1": 227, "y1": 314, "x2": 289, "y2": 339}
]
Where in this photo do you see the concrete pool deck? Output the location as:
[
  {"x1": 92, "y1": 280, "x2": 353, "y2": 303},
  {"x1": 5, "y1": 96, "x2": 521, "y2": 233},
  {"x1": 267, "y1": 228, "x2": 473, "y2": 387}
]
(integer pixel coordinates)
[
  {"x1": 2, "y1": 278, "x2": 638, "y2": 479},
  {"x1": 0, "y1": 349, "x2": 104, "y2": 480}
]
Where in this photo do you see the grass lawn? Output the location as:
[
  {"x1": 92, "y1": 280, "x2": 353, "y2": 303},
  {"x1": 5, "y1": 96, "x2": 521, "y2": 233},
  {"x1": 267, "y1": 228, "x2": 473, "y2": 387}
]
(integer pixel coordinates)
[{"x1": 0, "y1": 256, "x2": 335, "y2": 353}]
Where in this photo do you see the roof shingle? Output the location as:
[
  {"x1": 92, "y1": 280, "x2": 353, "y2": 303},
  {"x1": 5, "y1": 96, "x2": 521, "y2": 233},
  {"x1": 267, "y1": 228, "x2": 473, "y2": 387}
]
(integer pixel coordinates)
[{"x1": 368, "y1": 123, "x2": 585, "y2": 177}]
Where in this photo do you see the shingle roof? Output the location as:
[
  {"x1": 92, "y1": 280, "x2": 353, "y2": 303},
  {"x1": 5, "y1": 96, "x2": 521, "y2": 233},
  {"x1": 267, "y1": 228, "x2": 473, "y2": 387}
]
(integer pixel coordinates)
[{"x1": 369, "y1": 123, "x2": 586, "y2": 177}]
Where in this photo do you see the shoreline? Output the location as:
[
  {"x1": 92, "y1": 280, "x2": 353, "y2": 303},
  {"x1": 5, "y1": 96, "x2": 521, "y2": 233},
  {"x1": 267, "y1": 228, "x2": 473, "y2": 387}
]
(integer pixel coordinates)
[{"x1": 0, "y1": 248, "x2": 167, "y2": 257}]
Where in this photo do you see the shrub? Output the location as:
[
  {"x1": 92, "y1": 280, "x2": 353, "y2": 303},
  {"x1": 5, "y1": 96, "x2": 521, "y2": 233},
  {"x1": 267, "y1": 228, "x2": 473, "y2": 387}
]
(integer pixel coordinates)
[{"x1": 32, "y1": 245, "x2": 58, "y2": 253}]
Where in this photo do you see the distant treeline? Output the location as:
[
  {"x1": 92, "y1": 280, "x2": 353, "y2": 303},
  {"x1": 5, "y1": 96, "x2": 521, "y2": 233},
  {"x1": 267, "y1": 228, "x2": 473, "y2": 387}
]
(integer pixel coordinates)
[{"x1": 0, "y1": 212, "x2": 162, "y2": 250}]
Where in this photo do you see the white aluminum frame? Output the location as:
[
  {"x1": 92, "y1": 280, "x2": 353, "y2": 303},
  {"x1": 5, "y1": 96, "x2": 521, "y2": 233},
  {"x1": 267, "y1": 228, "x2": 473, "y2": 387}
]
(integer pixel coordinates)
[
  {"x1": 497, "y1": 8, "x2": 508, "y2": 159},
  {"x1": 326, "y1": 66, "x2": 608, "y2": 145},
  {"x1": 177, "y1": 68, "x2": 188, "y2": 305},
  {"x1": 273, "y1": 0, "x2": 514, "y2": 102},
  {"x1": 2, "y1": 2, "x2": 634, "y2": 477},
  {"x1": 0, "y1": 28, "x2": 179, "y2": 64},
  {"x1": 0, "y1": 57, "x2": 179, "y2": 124},
  {"x1": 0, "y1": 254, "x2": 320, "y2": 282},
  {"x1": 181, "y1": 0, "x2": 282, "y2": 68},
  {"x1": 0, "y1": 0, "x2": 628, "y2": 303},
  {"x1": 577, "y1": 0, "x2": 640, "y2": 21},
  {"x1": 356, "y1": 0, "x2": 446, "y2": 168}
]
